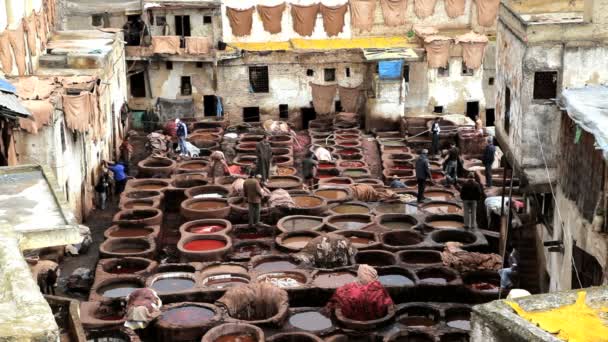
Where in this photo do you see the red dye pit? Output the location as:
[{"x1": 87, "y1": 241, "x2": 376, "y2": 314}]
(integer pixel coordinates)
[
  {"x1": 318, "y1": 163, "x2": 335, "y2": 169},
  {"x1": 339, "y1": 161, "x2": 365, "y2": 168},
  {"x1": 183, "y1": 240, "x2": 226, "y2": 251},
  {"x1": 339, "y1": 149, "x2": 358, "y2": 155},
  {"x1": 189, "y1": 225, "x2": 225, "y2": 234},
  {"x1": 392, "y1": 165, "x2": 412, "y2": 170}
]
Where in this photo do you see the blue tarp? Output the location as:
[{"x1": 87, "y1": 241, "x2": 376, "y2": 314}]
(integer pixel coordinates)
[
  {"x1": 378, "y1": 60, "x2": 403, "y2": 79},
  {"x1": 0, "y1": 78, "x2": 16, "y2": 94}
]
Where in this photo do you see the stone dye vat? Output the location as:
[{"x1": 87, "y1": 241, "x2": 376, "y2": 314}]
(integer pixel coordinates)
[
  {"x1": 289, "y1": 310, "x2": 334, "y2": 333},
  {"x1": 311, "y1": 271, "x2": 357, "y2": 289},
  {"x1": 148, "y1": 272, "x2": 197, "y2": 294},
  {"x1": 333, "y1": 230, "x2": 380, "y2": 250},
  {"x1": 313, "y1": 188, "x2": 353, "y2": 204},
  {"x1": 251, "y1": 255, "x2": 301, "y2": 273},
  {"x1": 178, "y1": 234, "x2": 232, "y2": 262},
  {"x1": 325, "y1": 214, "x2": 373, "y2": 231},
  {"x1": 180, "y1": 198, "x2": 231, "y2": 220},
  {"x1": 201, "y1": 323, "x2": 264, "y2": 342},
  {"x1": 257, "y1": 271, "x2": 309, "y2": 289},
  {"x1": 180, "y1": 219, "x2": 232, "y2": 235},
  {"x1": 329, "y1": 202, "x2": 371, "y2": 215},
  {"x1": 355, "y1": 250, "x2": 397, "y2": 267},
  {"x1": 277, "y1": 215, "x2": 324, "y2": 233},
  {"x1": 99, "y1": 237, "x2": 156, "y2": 259},
  {"x1": 425, "y1": 214, "x2": 465, "y2": 230},
  {"x1": 202, "y1": 273, "x2": 251, "y2": 289},
  {"x1": 376, "y1": 214, "x2": 419, "y2": 230},
  {"x1": 156, "y1": 303, "x2": 221, "y2": 342}
]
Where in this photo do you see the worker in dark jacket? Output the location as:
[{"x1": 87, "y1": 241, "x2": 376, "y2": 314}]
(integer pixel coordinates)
[
  {"x1": 415, "y1": 149, "x2": 433, "y2": 203},
  {"x1": 243, "y1": 173, "x2": 264, "y2": 227},
  {"x1": 255, "y1": 135, "x2": 273, "y2": 183},
  {"x1": 460, "y1": 173, "x2": 483, "y2": 229},
  {"x1": 443, "y1": 143, "x2": 460, "y2": 185},
  {"x1": 482, "y1": 138, "x2": 496, "y2": 187},
  {"x1": 302, "y1": 152, "x2": 318, "y2": 188}
]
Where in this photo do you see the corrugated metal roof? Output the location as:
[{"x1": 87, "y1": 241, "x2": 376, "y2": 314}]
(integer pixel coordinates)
[
  {"x1": 0, "y1": 78, "x2": 16, "y2": 94},
  {"x1": 0, "y1": 92, "x2": 31, "y2": 119}
]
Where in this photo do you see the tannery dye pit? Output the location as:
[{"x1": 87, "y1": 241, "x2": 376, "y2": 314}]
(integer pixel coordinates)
[
  {"x1": 289, "y1": 311, "x2": 333, "y2": 332},
  {"x1": 183, "y1": 240, "x2": 227, "y2": 251}
]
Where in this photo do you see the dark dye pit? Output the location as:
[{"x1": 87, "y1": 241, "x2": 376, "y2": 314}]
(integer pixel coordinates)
[
  {"x1": 203, "y1": 274, "x2": 250, "y2": 289},
  {"x1": 151, "y1": 277, "x2": 196, "y2": 293},
  {"x1": 99, "y1": 282, "x2": 141, "y2": 298},
  {"x1": 161, "y1": 306, "x2": 214, "y2": 325},
  {"x1": 329, "y1": 218, "x2": 370, "y2": 230},
  {"x1": 109, "y1": 228, "x2": 152, "y2": 238},
  {"x1": 289, "y1": 311, "x2": 333, "y2": 332},
  {"x1": 379, "y1": 274, "x2": 414, "y2": 287},
  {"x1": 254, "y1": 260, "x2": 298, "y2": 272},
  {"x1": 399, "y1": 316, "x2": 437, "y2": 327}
]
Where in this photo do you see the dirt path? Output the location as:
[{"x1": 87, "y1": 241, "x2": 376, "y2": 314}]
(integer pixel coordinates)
[{"x1": 362, "y1": 134, "x2": 382, "y2": 181}]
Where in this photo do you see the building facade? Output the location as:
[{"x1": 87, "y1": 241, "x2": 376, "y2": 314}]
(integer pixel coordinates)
[{"x1": 494, "y1": 0, "x2": 608, "y2": 291}]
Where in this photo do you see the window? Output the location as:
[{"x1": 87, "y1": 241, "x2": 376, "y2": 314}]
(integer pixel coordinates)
[
  {"x1": 335, "y1": 101, "x2": 343, "y2": 113},
  {"x1": 466, "y1": 101, "x2": 479, "y2": 121},
  {"x1": 196, "y1": 62, "x2": 204, "y2": 68},
  {"x1": 175, "y1": 15, "x2": 191, "y2": 48},
  {"x1": 279, "y1": 104, "x2": 288, "y2": 119},
  {"x1": 572, "y1": 246, "x2": 603, "y2": 289},
  {"x1": 91, "y1": 14, "x2": 103, "y2": 27},
  {"x1": 488, "y1": 77, "x2": 495, "y2": 86},
  {"x1": 166, "y1": 61, "x2": 173, "y2": 70},
  {"x1": 130, "y1": 72, "x2": 146, "y2": 97},
  {"x1": 434, "y1": 106, "x2": 443, "y2": 113},
  {"x1": 180, "y1": 76, "x2": 192, "y2": 96},
  {"x1": 504, "y1": 86, "x2": 511, "y2": 134},
  {"x1": 461, "y1": 61, "x2": 474, "y2": 76},
  {"x1": 203, "y1": 95, "x2": 217, "y2": 117},
  {"x1": 324, "y1": 68, "x2": 336, "y2": 82},
  {"x1": 403, "y1": 64, "x2": 410, "y2": 83},
  {"x1": 533, "y1": 71, "x2": 558, "y2": 100},
  {"x1": 345, "y1": 67, "x2": 351, "y2": 77},
  {"x1": 155, "y1": 16, "x2": 167, "y2": 26},
  {"x1": 203, "y1": 16, "x2": 212, "y2": 24},
  {"x1": 306, "y1": 69, "x2": 314, "y2": 77},
  {"x1": 249, "y1": 66, "x2": 269, "y2": 93},
  {"x1": 243, "y1": 107, "x2": 260, "y2": 122},
  {"x1": 437, "y1": 66, "x2": 449, "y2": 77}
]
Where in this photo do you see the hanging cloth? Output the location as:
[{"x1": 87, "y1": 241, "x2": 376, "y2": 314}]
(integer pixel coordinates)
[
  {"x1": 444, "y1": 0, "x2": 466, "y2": 18},
  {"x1": 257, "y1": 3, "x2": 286, "y2": 34},
  {"x1": 151, "y1": 36, "x2": 181, "y2": 54},
  {"x1": 12, "y1": 76, "x2": 57, "y2": 100},
  {"x1": 185, "y1": 37, "x2": 211, "y2": 54},
  {"x1": 350, "y1": 0, "x2": 376, "y2": 32},
  {"x1": 380, "y1": 0, "x2": 408, "y2": 27},
  {"x1": 339, "y1": 86, "x2": 362, "y2": 113},
  {"x1": 19, "y1": 100, "x2": 54, "y2": 134},
  {"x1": 424, "y1": 35, "x2": 452, "y2": 68},
  {"x1": 310, "y1": 83, "x2": 337, "y2": 115},
  {"x1": 226, "y1": 7, "x2": 255, "y2": 37},
  {"x1": 8, "y1": 22, "x2": 27, "y2": 76},
  {"x1": 414, "y1": 0, "x2": 438, "y2": 18},
  {"x1": 320, "y1": 4, "x2": 348, "y2": 37},
  {"x1": 62, "y1": 92, "x2": 92, "y2": 132},
  {"x1": 0, "y1": 31, "x2": 13, "y2": 74},
  {"x1": 474, "y1": 0, "x2": 500, "y2": 27},
  {"x1": 25, "y1": 14, "x2": 38, "y2": 56},
  {"x1": 291, "y1": 4, "x2": 320, "y2": 37},
  {"x1": 456, "y1": 31, "x2": 489, "y2": 69},
  {"x1": 413, "y1": 25, "x2": 438, "y2": 40},
  {"x1": 36, "y1": 11, "x2": 48, "y2": 49}
]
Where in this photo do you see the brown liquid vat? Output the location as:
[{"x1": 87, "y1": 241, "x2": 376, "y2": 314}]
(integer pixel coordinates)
[
  {"x1": 184, "y1": 185, "x2": 230, "y2": 199},
  {"x1": 333, "y1": 230, "x2": 381, "y2": 250},
  {"x1": 425, "y1": 214, "x2": 465, "y2": 230},
  {"x1": 376, "y1": 214, "x2": 419, "y2": 231},
  {"x1": 119, "y1": 198, "x2": 161, "y2": 210},
  {"x1": 181, "y1": 198, "x2": 231, "y2": 220},
  {"x1": 137, "y1": 157, "x2": 177, "y2": 178},
  {"x1": 355, "y1": 250, "x2": 397, "y2": 268},
  {"x1": 227, "y1": 197, "x2": 274, "y2": 216},
  {"x1": 324, "y1": 214, "x2": 374, "y2": 231},
  {"x1": 397, "y1": 250, "x2": 443, "y2": 267},
  {"x1": 190, "y1": 139, "x2": 219, "y2": 150},
  {"x1": 177, "y1": 234, "x2": 232, "y2": 262},
  {"x1": 120, "y1": 189, "x2": 164, "y2": 204},
  {"x1": 201, "y1": 262, "x2": 249, "y2": 278},
  {"x1": 385, "y1": 331, "x2": 436, "y2": 342},
  {"x1": 170, "y1": 174, "x2": 209, "y2": 190},
  {"x1": 273, "y1": 155, "x2": 294, "y2": 167},
  {"x1": 266, "y1": 176, "x2": 303, "y2": 190},
  {"x1": 179, "y1": 218, "x2": 233, "y2": 236},
  {"x1": 328, "y1": 201, "x2": 372, "y2": 215},
  {"x1": 112, "y1": 208, "x2": 163, "y2": 226},
  {"x1": 416, "y1": 267, "x2": 461, "y2": 286},
  {"x1": 291, "y1": 195, "x2": 328, "y2": 216},
  {"x1": 267, "y1": 332, "x2": 323, "y2": 342},
  {"x1": 462, "y1": 270, "x2": 501, "y2": 296},
  {"x1": 249, "y1": 255, "x2": 302, "y2": 273},
  {"x1": 277, "y1": 215, "x2": 324, "y2": 233},
  {"x1": 233, "y1": 154, "x2": 257, "y2": 167},
  {"x1": 156, "y1": 303, "x2": 222, "y2": 342},
  {"x1": 99, "y1": 237, "x2": 156, "y2": 259},
  {"x1": 175, "y1": 160, "x2": 210, "y2": 174},
  {"x1": 269, "y1": 134, "x2": 293, "y2": 146},
  {"x1": 126, "y1": 179, "x2": 170, "y2": 192},
  {"x1": 334, "y1": 305, "x2": 395, "y2": 331},
  {"x1": 201, "y1": 323, "x2": 264, "y2": 342},
  {"x1": 79, "y1": 301, "x2": 126, "y2": 329},
  {"x1": 272, "y1": 147, "x2": 293, "y2": 157},
  {"x1": 229, "y1": 240, "x2": 273, "y2": 261},
  {"x1": 430, "y1": 229, "x2": 478, "y2": 245},
  {"x1": 314, "y1": 186, "x2": 353, "y2": 202},
  {"x1": 276, "y1": 231, "x2": 322, "y2": 252},
  {"x1": 311, "y1": 270, "x2": 357, "y2": 289},
  {"x1": 103, "y1": 224, "x2": 159, "y2": 240},
  {"x1": 381, "y1": 230, "x2": 425, "y2": 250},
  {"x1": 240, "y1": 134, "x2": 265, "y2": 142},
  {"x1": 421, "y1": 201, "x2": 463, "y2": 215}
]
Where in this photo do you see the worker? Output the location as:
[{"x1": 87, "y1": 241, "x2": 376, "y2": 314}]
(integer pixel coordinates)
[
  {"x1": 255, "y1": 134, "x2": 273, "y2": 183},
  {"x1": 415, "y1": 149, "x2": 433, "y2": 203},
  {"x1": 94, "y1": 170, "x2": 110, "y2": 210},
  {"x1": 243, "y1": 172, "x2": 264, "y2": 228},
  {"x1": 208, "y1": 151, "x2": 230, "y2": 184},
  {"x1": 302, "y1": 151, "x2": 318, "y2": 188},
  {"x1": 459, "y1": 173, "x2": 483, "y2": 229},
  {"x1": 443, "y1": 143, "x2": 460, "y2": 185},
  {"x1": 175, "y1": 118, "x2": 188, "y2": 156},
  {"x1": 314, "y1": 146, "x2": 333, "y2": 162},
  {"x1": 324, "y1": 264, "x2": 394, "y2": 321},
  {"x1": 124, "y1": 288, "x2": 162, "y2": 330},
  {"x1": 482, "y1": 138, "x2": 496, "y2": 187},
  {"x1": 119, "y1": 133, "x2": 133, "y2": 165},
  {"x1": 475, "y1": 115, "x2": 484, "y2": 135},
  {"x1": 105, "y1": 160, "x2": 128, "y2": 196},
  {"x1": 389, "y1": 176, "x2": 406, "y2": 189},
  {"x1": 431, "y1": 117, "x2": 441, "y2": 156}
]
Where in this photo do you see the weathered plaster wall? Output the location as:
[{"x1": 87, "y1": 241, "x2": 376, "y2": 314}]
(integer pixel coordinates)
[
  {"x1": 482, "y1": 43, "x2": 496, "y2": 111},
  {"x1": 221, "y1": 0, "x2": 352, "y2": 42},
  {"x1": 148, "y1": 7, "x2": 222, "y2": 45},
  {"x1": 562, "y1": 44, "x2": 608, "y2": 87}
]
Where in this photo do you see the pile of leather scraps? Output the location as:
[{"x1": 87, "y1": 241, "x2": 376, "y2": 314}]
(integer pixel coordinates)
[
  {"x1": 216, "y1": 282, "x2": 288, "y2": 322},
  {"x1": 268, "y1": 189, "x2": 295, "y2": 209},
  {"x1": 262, "y1": 119, "x2": 291, "y2": 134},
  {"x1": 441, "y1": 242, "x2": 503, "y2": 273},
  {"x1": 146, "y1": 132, "x2": 170, "y2": 157},
  {"x1": 349, "y1": 184, "x2": 398, "y2": 202},
  {"x1": 295, "y1": 233, "x2": 356, "y2": 269}
]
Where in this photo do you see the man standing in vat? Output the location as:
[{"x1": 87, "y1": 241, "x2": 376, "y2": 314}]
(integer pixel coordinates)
[
  {"x1": 482, "y1": 138, "x2": 496, "y2": 187},
  {"x1": 255, "y1": 134, "x2": 273, "y2": 183},
  {"x1": 415, "y1": 149, "x2": 433, "y2": 203},
  {"x1": 243, "y1": 172, "x2": 264, "y2": 228},
  {"x1": 431, "y1": 117, "x2": 441, "y2": 156},
  {"x1": 302, "y1": 151, "x2": 318, "y2": 188},
  {"x1": 460, "y1": 173, "x2": 482, "y2": 229}
]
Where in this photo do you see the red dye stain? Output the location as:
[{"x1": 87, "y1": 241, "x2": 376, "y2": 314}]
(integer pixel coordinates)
[
  {"x1": 339, "y1": 149, "x2": 358, "y2": 155},
  {"x1": 189, "y1": 225, "x2": 225, "y2": 234},
  {"x1": 183, "y1": 240, "x2": 226, "y2": 251},
  {"x1": 431, "y1": 172, "x2": 444, "y2": 180},
  {"x1": 392, "y1": 165, "x2": 412, "y2": 170},
  {"x1": 318, "y1": 163, "x2": 334, "y2": 169}
]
